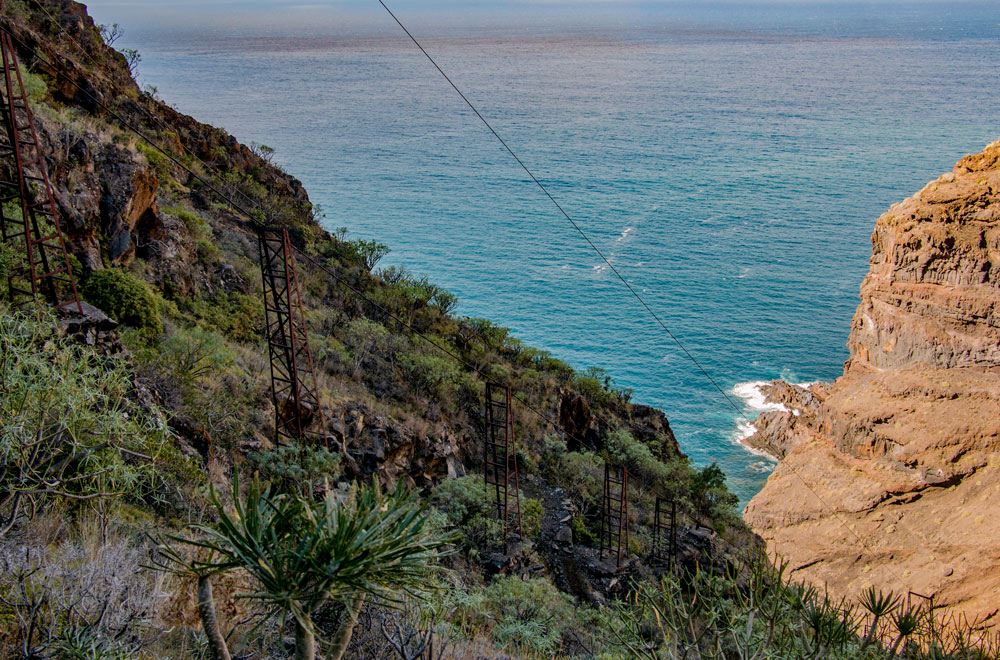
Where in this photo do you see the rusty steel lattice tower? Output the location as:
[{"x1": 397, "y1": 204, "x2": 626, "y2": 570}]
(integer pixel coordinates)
[
  {"x1": 0, "y1": 30, "x2": 81, "y2": 312},
  {"x1": 258, "y1": 227, "x2": 323, "y2": 445},
  {"x1": 652, "y1": 495, "x2": 677, "y2": 567},
  {"x1": 600, "y1": 462, "x2": 629, "y2": 568},
  {"x1": 484, "y1": 382, "x2": 523, "y2": 554}
]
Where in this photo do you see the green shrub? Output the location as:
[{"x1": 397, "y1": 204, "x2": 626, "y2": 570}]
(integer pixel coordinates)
[
  {"x1": 343, "y1": 317, "x2": 393, "y2": 372},
  {"x1": 157, "y1": 325, "x2": 235, "y2": 385},
  {"x1": 251, "y1": 441, "x2": 341, "y2": 491},
  {"x1": 136, "y1": 141, "x2": 174, "y2": 184},
  {"x1": 0, "y1": 309, "x2": 176, "y2": 525},
  {"x1": 552, "y1": 451, "x2": 603, "y2": 511},
  {"x1": 176, "y1": 292, "x2": 262, "y2": 344},
  {"x1": 432, "y1": 476, "x2": 546, "y2": 551},
  {"x1": 20, "y1": 68, "x2": 48, "y2": 103},
  {"x1": 195, "y1": 238, "x2": 220, "y2": 262},
  {"x1": 484, "y1": 576, "x2": 580, "y2": 655},
  {"x1": 571, "y1": 515, "x2": 598, "y2": 546},
  {"x1": 605, "y1": 429, "x2": 691, "y2": 496},
  {"x1": 431, "y1": 289, "x2": 458, "y2": 314},
  {"x1": 466, "y1": 318, "x2": 510, "y2": 352},
  {"x1": 163, "y1": 205, "x2": 211, "y2": 242},
  {"x1": 570, "y1": 368, "x2": 620, "y2": 409},
  {"x1": 692, "y1": 462, "x2": 739, "y2": 524},
  {"x1": 0, "y1": 241, "x2": 19, "y2": 283},
  {"x1": 81, "y1": 267, "x2": 162, "y2": 336},
  {"x1": 432, "y1": 475, "x2": 503, "y2": 550},
  {"x1": 522, "y1": 497, "x2": 543, "y2": 539},
  {"x1": 368, "y1": 270, "x2": 456, "y2": 333},
  {"x1": 129, "y1": 324, "x2": 264, "y2": 450},
  {"x1": 347, "y1": 238, "x2": 389, "y2": 271},
  {"x1": 399, "y1": 350, "x2": 468, "y2": 400}
]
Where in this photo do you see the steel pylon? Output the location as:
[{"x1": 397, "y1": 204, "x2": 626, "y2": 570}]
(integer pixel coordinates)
[
  {"x1": 484, "y1": 382, "x2": 523, "y2": 554},
  {"x1": 652, "y1": 495, "x2": 677, "y2": 568},
  {"x1": 600, "y1": 462, "x2": 629, "y2": 568},
  {"x1": 258, "y1": 226, "x2": 323, "y2": 445},
  {"x1": 0, "y1": 31, "x2": 81, "y2": 313}
]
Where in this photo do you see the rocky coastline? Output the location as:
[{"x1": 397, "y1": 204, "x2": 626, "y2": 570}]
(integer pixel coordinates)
[{"x1": 744, "y1": 139, "x2": 1000, "y2": 632}]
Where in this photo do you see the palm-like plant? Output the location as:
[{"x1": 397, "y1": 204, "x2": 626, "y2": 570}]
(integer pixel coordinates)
[
  {"x1": 888, "y1": 604, "x2": 923, "y2": 658},
  {"x1": 859, "y1": 586, "x2": 900, "y2": 652},
  {"x1": 153, "y1": 476, "x2": 450, "y2": 660}
]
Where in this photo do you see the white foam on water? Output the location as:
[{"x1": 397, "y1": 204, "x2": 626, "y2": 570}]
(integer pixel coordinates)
[
  {"x1": 729, "y1": 381, "x2": 788, "y2": 461},
  {"x1": 617, "y1": 226, "x2": 634, "y2": 242},
  {"x1": 731, "y1": 381, "x2": 788, "y2": 413},
  {"x1": 734, "y1": 418, "x2": 756, "y2": 442},
  {"x1": 728, "y1": 418, "x2": 779, "y2": 460}
]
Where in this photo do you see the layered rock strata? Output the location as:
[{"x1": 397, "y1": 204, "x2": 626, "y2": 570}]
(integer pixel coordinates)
[{"x1": 744, "y1": 140, "x2": 1000, "y2": 632}]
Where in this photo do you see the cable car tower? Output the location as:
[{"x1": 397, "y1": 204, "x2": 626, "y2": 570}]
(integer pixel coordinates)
[
  {"x1": 0, "y1": 26, "x2": 81, "y2": 313},
  {"x1": 258, "y1": 226, "x2": 323, "y2": 445},
  {"x1": 484, "y1": 382, "x2": 523, "y2": 554},
  {"x1": 600, "y1": 462, "x2": 629, "y2": 568}
]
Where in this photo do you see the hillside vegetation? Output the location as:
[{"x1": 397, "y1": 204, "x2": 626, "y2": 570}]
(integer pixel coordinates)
[{"x1": 1, "y1": 1, "x2": 997, "y2": 658}]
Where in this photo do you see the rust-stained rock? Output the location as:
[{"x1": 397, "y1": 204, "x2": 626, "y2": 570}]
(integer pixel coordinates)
[{"x1": 745, "y1": 139, "x2": 1000, "y2": 633}]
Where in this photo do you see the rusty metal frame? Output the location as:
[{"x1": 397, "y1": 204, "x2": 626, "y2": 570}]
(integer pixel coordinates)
[
  {"x1": 652, "y1": 495, "x2": 677, "y2": 567},
  {"x1": 483, "y1": 382, "x2": 522, "y2": 554},
  {"x1": 907, "y1": 590, "x2": 935, "y2": 613},
  {"x1": 258, "y1": 226, "x2": 323, "y2": 446},
  {"x1": 0, "y1": 31, "x2": 81, "y2": 313},
  {"x1": 600, "y1": 462, "x2": 629, "y2": 568}
]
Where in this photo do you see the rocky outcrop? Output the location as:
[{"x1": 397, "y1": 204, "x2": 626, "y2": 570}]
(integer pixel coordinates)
[
  {"x1": 559, "y1": 390, "x2": 681, "y2": 457},
  {"x1": 5, "y1": 0, "x2": 311, "y2": 290},
  {"x1": 848, "y1": 147, "x2": 1000, "y2": 371},
  {"x1": 744, "y1": 139, "x2": 1000, "y2": 632},
  {"x1": 325, "y1": 401, "x2": 468, "y2": 488},
  {"x1": 742, "y1": 381, "x2": 827, "y2": 459}
]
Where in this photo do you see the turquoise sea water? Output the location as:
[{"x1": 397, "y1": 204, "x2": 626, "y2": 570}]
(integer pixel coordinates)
[{"x1": 97, "y1": 2, "x2": 1000, "y2": 505}]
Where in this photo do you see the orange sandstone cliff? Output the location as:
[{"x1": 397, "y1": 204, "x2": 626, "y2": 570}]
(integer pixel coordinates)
[{"x1": 743, "y1": 139, "x2": 1000, "y2": 631}]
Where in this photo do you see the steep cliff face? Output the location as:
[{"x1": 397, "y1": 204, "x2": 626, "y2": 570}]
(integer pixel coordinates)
[
  {"x1": 744, "y1": 140, "x2": 1000, "y2": 632},
  {"x1": 849, "y1": 144, "x2": 1000, "y2": 370}
]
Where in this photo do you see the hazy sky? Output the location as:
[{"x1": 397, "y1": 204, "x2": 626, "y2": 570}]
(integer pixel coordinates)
[{"x1": 83, "y1": 0, "x2": 962, "y2": 35}]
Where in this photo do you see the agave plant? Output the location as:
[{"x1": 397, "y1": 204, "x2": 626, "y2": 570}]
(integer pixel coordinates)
[
  {"x1": 153, "y1": 475, "x2": 451, "y2": 660},
  {"x1": 889, "y1": 604, "x2": 923, "y2": 658},
  {"x1": 858, "y1": 586, "x2": 900, "y2": 652}
]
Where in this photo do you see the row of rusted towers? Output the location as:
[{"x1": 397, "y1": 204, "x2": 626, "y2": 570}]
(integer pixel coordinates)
[
  {"x1": 486, "y1": 381, "x2": 677, "y2": 566},
  {"x1": 0, "y1": 22, "x2": 677, "y2": 569}
]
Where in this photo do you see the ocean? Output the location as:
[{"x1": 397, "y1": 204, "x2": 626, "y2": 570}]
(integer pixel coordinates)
[{"x1": 92, "y1": 1, "x2": 1000, "y2": 505}]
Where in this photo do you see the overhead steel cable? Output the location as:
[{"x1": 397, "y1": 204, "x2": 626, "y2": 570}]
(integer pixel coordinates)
[
  {"x1": 376, "y1": 0, "x2": 744, "y2": 416},
  {"x1": 373, "y1": 1, "x2": 922, "y2": 591},
  {"x1": 0, "y1": 22, "x2": 571, "y2": 435},
  {"x1": 8, "y1": 3, "x2": 641, "y2": 444},
  {"x1": 6, "y1": 12, "x2": 918, "y2": 593}
]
